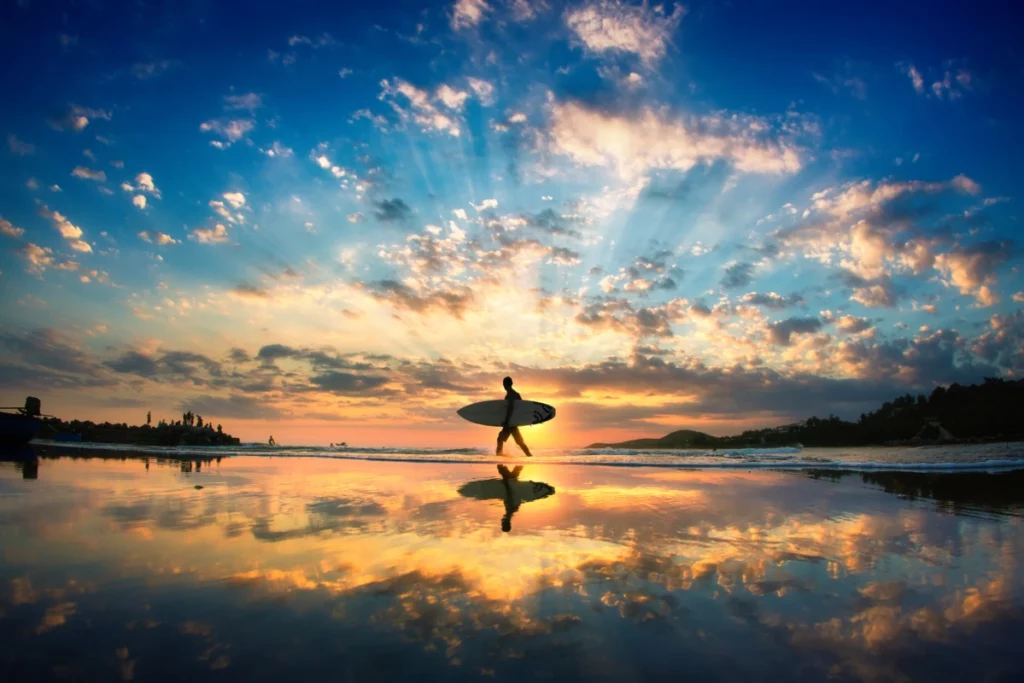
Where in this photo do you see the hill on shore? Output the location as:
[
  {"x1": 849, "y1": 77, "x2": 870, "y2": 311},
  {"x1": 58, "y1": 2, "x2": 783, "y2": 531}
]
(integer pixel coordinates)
[{"x1": 586, "y1": 377, "x2": 1024, "y2": 449}]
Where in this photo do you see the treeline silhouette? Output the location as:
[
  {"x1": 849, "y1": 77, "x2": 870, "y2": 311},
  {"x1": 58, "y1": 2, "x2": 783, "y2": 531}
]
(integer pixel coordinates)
[
  {"x1": 40, "y1": 410, "x2": 240, "y2": 446},
  {"x1": 590, "y1": 378, "x2": 1024, "y2": 448}
]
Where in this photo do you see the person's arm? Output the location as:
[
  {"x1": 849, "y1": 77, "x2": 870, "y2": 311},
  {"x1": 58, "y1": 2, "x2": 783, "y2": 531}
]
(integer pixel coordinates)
[{"x1": 503, "y1": 395, "x2": 515, "y2": 428}]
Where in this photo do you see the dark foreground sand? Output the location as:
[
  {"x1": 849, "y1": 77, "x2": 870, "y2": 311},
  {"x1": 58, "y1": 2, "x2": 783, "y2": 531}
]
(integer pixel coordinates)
[{"x1": 1, "y1": 450, "x2": 1022, "y2": 682}]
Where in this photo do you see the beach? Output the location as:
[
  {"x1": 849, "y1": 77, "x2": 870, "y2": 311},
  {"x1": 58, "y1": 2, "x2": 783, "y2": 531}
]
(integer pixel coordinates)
[{"x1": 1, "y1": 446, "x2": 1023, "y2": 681}]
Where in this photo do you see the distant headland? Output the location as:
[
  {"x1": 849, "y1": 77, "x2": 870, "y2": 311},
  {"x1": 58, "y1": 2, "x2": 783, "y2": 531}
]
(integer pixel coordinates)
[
  {"x1": 587, "y1": 378, "x2": 1024, "y2": 449},
  {"x1": 38, "y1": 409, "x2": 240, "y2": 446}
]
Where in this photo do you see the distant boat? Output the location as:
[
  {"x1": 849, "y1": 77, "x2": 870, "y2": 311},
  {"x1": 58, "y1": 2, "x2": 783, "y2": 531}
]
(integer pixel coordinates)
[{"x1": 0, "y1": 412, "x2": 41, "y2": 447}]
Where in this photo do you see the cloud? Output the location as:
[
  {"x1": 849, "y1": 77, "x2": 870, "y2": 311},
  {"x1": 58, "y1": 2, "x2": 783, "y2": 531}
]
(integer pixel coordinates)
[
  {"x1": 812, "y1": 71, "x2": 867, "y2": 100},
  {"x1": 138, "y1": 230, "x2": 179, "y2": 246},
  {"x1": 39, "y1": 205, "x2": 92, "y2": 253},
  {"x1": 850, "y1": 281, "x2": 898, "y2": 308},
  {"x1": 473, "y1": 198, "x2": 498, "y2": 212},
  {"x1": 222, "y1": 191, "x2": 246, "y2": 209},
  {"x1": 190, "y1": 223, "x2": 230, "y2": 244},
  {"x1": 224, "y1": 92, "x2": 263, "y2": 111},
  {"x1": 131, "y1": 60, "x2": 175, "y2": 80},
  {"x1": 547, "y1": 101, "x2": 803, "y2": 181},
  {"x1": 721, "y1": 262, "x2": 755, "y2": 289},
  {"x1": 932, "y1": 69, "x2": 974, "y2": 100},
  {"x1": 338, "y1": 68, "x2": 353, "y2": 79},
  {"x1": 17, "y1": 243, "x2": 55, "y2": 273},
  {"x1": 564, "y1": 0, "x2": 685, "y2": 66},
  {"x1": 738, "y1": 292, "x2": 806, "y2": 309},
  {"x1": 379, "y1": 78, "x2": 461, "y2": 136},
  {"x1": 436, "y1": 84, "x2": 470, "y2": 111},
  {"x1": 373, "y1": 198, "x2": 412, "y2": 223},
  {"x1": 310, "y1": 371, "x2": 390, "y2": 395},
  {"x1": 467, "y1": 77, "x2": 496, "y2": 105},
  {"x1": 522, "y1": 209, "x2": 584, "y2": 238},
  {"x1": 199, "y1": 118, "x2": 255, "y2": 146},
  {"x1": 185, "y1": 394, "x2": 282, "y2": 419},
  {"x1": 935, "y1": 242, "x2": 1011, "y2": 306},
  {"x1": 1, "y1": 217, "x2": 25, "y2": 239},
  {"x1": 231, "y1": 284, "x2": 270, "y2": 299},
  {"x1": 7, "y1": 134, "x2": 34, "y2": 155},
  {"x1": 259, "y1": 141, "x2": 294, "y2": 158},
  {"x1": 132, "y1": 195, "x2": 147, "y2": 209},
  {"x1": 49, "y1": 105, "x2": 111, "y2": 132},
  {"x1": 898, "y1": 62, "x2": 925, "y2": 94},
  {"x1": 835, "y1": 315, "x2": 873, "y2": 334},
  {"x1": 768, "y1": 316, "x2": 823, "y2": 345},
  {"x1": 363, "y1": 279, "x2": 474, "y2": 317},
  {"x1": 287, "y1": 33, "x2": 336, "y2": 48},
  {"x1": 125, "y1": 172, "x2": 161, "y2": 196},
  {"x1": 71, "y1": 166, "x2": 106, "y2": 182},
  {"x1": 451, "y1": 0, "x2": 490, "y2": 29}
]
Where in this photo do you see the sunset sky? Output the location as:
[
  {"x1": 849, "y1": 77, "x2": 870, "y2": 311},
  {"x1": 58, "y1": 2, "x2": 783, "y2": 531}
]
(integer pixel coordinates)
[{"x1": 1, "y1": 0, "x2": 1022, "y2": 447}]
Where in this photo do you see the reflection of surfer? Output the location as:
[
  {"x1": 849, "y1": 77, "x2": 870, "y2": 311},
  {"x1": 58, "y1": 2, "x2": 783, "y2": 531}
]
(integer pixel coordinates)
[
  {"x1": 499, "y1": 464, "x2": 523, "y2": 532},
  {"x1": 497, "y1": 376, "x2": 533, "y2": 457}
]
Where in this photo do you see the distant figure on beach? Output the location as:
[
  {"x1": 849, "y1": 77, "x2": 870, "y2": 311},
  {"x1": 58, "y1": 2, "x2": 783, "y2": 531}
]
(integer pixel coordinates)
[
  {"x1": 268, "y1": 435, "x2": 276, "y2": 446},
  {"x1": 497, "y1": 376, "x2": 532, "y2": 457}
]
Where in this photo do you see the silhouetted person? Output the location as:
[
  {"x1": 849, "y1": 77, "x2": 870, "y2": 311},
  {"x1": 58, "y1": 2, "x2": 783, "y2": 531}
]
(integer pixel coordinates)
[
  {"x1": 268, "y1": 435, "x2": 276, "y2": 446},
  {"x1": 498, "y1": 464, "x2": 524, "y2": 532},
  {"x1": 497, "y1": 376, "x2": 532, "y2": 457}
]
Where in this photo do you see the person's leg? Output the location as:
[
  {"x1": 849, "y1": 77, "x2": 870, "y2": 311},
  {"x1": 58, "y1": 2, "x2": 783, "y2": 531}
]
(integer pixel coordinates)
[
  {"x1": 497, "y1": 427, "x2": 511, "y2": 455},
  {"x1": 511, "y1": 427, "x2": 532, "y2": 457}
]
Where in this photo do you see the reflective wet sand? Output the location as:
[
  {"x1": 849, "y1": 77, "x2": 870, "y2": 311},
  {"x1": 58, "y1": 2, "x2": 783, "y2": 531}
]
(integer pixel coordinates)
[{"x1": 2, "y1": 453, "x2": 1023, "y2": 681}]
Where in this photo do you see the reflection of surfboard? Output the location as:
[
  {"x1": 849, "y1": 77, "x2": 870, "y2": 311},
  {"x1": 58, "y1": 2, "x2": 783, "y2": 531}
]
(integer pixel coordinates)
[
  {"x1": 457, "y1": 400, "x2": 556, "y2": 427},
  {"x1": 457, "y1": 478, "x2": 556, "y2": 503}
]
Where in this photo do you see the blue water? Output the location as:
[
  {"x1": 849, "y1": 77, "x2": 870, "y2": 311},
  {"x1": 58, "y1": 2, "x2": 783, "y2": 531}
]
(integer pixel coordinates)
[{"x1": 35, "y1": 439, "x2": 1024, "y2": 471}]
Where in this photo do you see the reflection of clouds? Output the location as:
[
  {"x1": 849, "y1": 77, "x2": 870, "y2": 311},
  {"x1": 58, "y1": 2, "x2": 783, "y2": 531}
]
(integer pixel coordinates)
[{"x1": 2, "y1": 457, "x2": 1023, "y2": 680}]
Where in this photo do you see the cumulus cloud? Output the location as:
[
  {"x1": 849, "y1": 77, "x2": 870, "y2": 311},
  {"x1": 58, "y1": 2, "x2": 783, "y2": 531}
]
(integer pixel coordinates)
[
  {"x1": 379, "y1": 78, "x2": 461, "y2": 136},
  {"x1": 935, "y1": 242, "x2": 1011, "y2": 306},
  {"x1": 17, "y1": 243, "x2": 55, "y2": 273},
  {"x1": 222, "y1": 191, "x2": 246, "y2": 209},
  {"x1": 768, "y1": 316, "x2": 823, "y2": 345},
  {"x1": 721, "y1": 262, "x2": 755, "y2": 289},
  {"x1": 190, "y1": 223, "x2": 230, "y2": 244},
  {"x1": 835, "y1": 315, "x2": 873, "y2": 334},
  {"x1": 739, "y1": 292, "x2": 806, "y2": 309},
  {"x1": 39, "y1": 205, "x2": 91, "y2": 252},
  {"x1": 467, "y1": 77, "x2": 496, "y2": 105},
  {"x1": 132, "y1": 195, "x2": 147, "y2": 209},
  {"x1": 547, "y1": 101, "x2": 803, "y2": 181},
  {"x1": 565, "y1": 0, "x2": 685, "y2": 66},
  {"x1": 374, "y1": 198, "x2": 412, "y2": 223},
  {"x1": 1, "y1": 217, "x2": 25, "y2": 239},
  {"x1": 898, "y1": 62, "x2": 925, "y2": 94},
  {"x1": 199, "y1": 118, "x2": 255, "y2": 147},
  {"x1": 49, "y1": 104, "x2": 111, "y2": 132},
  {"x1": 71, "y1": 166, "x2": 106, "y2": 182},
  {"x1": 451, "y1": 0, "x2": 491, "y2": 29},
  {"x1": 436, "y1": 84, "x2": 470, "y2": 111},
  {"x1": 260, "y1": 141, "x2": 293, "y2": 158},
  {"x1": 223, "y1": 92, "x2": 263, "y2": 111},
  {"x1": 138, "y1": 230, "x2": 179, "y2": 246}
]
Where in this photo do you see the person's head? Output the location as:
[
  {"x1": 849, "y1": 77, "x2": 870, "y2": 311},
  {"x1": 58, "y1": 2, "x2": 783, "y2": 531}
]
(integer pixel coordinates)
[{"x1": 502, "y1": 376, "x2": 513, "y2": 389}]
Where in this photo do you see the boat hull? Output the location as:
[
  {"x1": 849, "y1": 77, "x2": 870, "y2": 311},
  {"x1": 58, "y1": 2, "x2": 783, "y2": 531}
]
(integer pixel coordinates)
[{"x1": 0, "y1": 413, "x2": 41, "y2": 447}]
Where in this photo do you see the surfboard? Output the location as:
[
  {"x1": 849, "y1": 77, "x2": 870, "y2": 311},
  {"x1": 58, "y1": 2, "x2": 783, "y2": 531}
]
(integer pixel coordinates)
[
  {"x1": 457, "y1": 478, "x2": 556, "y2": 503},
  {"x1": 457, "y1": 400, "x2": 556, "y2": 427}
]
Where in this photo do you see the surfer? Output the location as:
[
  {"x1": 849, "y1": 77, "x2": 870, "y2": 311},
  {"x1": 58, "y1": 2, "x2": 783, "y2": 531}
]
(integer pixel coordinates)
[
  {"x1": 497, "y1": 376, "x2": 533, "y2": 457},
  {"x1": 499, "y1": 464, "x2": 523, "y2": 532}
]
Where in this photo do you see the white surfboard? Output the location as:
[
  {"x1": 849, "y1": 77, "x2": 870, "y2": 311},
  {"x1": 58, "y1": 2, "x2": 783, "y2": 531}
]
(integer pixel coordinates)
[{"x1": 457, "y1": 400, "x2": 556, "y2": 427}]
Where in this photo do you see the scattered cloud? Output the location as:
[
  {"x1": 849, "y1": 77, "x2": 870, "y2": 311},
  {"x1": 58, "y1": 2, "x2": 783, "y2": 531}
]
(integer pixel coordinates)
[
  {"x1": 49, "y1": 105, "x2": 111, "y2": 132},
  {"x1": 813, "y1": 70, "x2": 867, "y2": 99},
  {"x1": 132, "y1": 195, "x2": 147, "y2": 209},
  {"x1": 71, "y1": 166, "x2": 107, "y2": 182},
  {"x1": 379, "y1": 78, "x2": 461, "y2": 136},
  {"x1": 467, "y1": 77, "x2": 496, "y2": 105},
  {"x1": 898, "y1": 62, "x2": 925, "y2": 94},
  {"x1": 7, "y1": 134, "x2": 34, "y2": 155},
  {"x1": 436, "y1": 84, "x2": 470, "y2": 111},
  {"x1": 565, "y1": 0, "x2": 686, "y2": 66},
  {"x1": 138, "y1": 230, "x2": 179, "y2": 246},
  {"x1": 190, "y1": 224, "x2": 230, "y2": 244},
  {"x1": 259, "y1": 141, "x2": 294, "y2": 158},
  {"x1": 721, "y1": 262, "x2": 755, "y2": 289},
  {"x1": 17, "y1": 243, "x2": 55, "y2": 274},
  {"x1": 739, "y1": 292, "x2": 806, "y2": 309},
  {"x1": 224, "y1": 92, "x2": 263, "y2": 111},
  {"x1": 768, "y1": 316, "x2": 823, "y2": 345},
  {"x1": 374, "y1": 198, "x2": 412, "y2": 223},
  {"x1": 39, "y1": 205, "x2": 92, "y2": 252},
  {"x1": 199, "y1": 118, "x2": 255, "y2": 147},
  {"x1": 547, "y1": 101, "x2": 803, "y2": 181},
  {"x1": 451, "y1": 0, "x2": 491, "y2": 30},
  {"x1": 1, "y1": 217, "x2": 25, "y2": 238}
]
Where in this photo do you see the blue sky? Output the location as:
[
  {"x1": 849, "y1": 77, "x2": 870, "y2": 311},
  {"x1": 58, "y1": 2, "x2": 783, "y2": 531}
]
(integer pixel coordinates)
[{"x1": 1, "y1": 0, "x2": 1022, "y2": 446}]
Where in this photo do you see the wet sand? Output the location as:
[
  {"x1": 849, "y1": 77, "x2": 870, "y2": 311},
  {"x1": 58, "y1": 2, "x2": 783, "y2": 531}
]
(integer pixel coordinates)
[{"x1": 1, "y1": 452, "x2": 1023, "y2": 682}]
